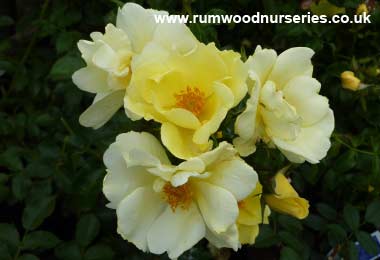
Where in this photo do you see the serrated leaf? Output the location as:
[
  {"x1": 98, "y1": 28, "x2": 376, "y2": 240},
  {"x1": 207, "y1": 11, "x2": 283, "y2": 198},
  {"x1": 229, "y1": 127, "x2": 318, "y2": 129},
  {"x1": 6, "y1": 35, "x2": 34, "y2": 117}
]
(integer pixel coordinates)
[
  {"x1": 22, "y1": 196, "x2": 56, "y2": 230},
  {"x1": 75, "y1": 214, "x2": 100, "y2": 247},
  {"x1": 21, "y1": 231, "x2": 61, "y2": 250},
  {"x1": 343, "y1": 204, "x2": 360, "y2": 231}
]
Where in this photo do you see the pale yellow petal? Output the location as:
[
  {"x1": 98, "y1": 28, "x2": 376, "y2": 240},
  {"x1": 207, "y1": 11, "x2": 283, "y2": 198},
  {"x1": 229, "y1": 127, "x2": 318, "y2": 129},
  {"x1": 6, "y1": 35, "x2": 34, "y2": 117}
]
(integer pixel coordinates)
[
  {"x1": 79, "y1": 90, "x2": 124, "y2": 129},
  {"x1": 116, "y1": 187, "x2": 166, "y2": 251},
  {"x1": 195, "y1": 181, "x2": 239, "y2": 233}
]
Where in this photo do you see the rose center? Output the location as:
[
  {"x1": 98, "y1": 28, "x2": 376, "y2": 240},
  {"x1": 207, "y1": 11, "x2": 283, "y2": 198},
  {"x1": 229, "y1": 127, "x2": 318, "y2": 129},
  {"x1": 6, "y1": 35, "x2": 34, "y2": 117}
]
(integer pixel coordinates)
[
  {"x1": 175, "y1": 86, "x2": 205, "y2": 117},
  {"x1": 163, "y1": 182, "x2": 193, "y2": 212}
]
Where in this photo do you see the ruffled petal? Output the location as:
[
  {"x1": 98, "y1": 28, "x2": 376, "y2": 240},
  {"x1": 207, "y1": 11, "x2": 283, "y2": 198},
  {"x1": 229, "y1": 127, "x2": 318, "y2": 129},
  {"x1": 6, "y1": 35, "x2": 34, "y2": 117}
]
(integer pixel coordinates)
[
  {"x1": 268, "y1": 47, "x2": 314, "y2": 89},
  {"x1": 273, "y1": 109, "x2": 334, "y2": 163},
  {"x1": 147, "y1": 204, "x2": 205, "y2": 259},
  {"x1": 207, "y1": 159, "x2": 258, "y2": 201},
  {"x1": 195, "y1": 181, "x2": 239, "y2": 233},
  {"x1": 116, "y1": 187, "x2": 165, "y2": 251}
]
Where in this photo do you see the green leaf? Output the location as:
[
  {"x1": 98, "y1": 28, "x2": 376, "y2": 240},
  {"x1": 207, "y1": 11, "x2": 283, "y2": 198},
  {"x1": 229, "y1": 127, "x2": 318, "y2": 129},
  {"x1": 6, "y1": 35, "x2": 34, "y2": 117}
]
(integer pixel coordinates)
[
  {"x1": 343, "y1": 204, "x2": 360, "y2": 231},
  {"x1": 84, "y1": 244, "x2": 114, "y2": 260},
  {"x1": 0, "y1": 223, "x2": 20, "y2": 254},
  {"x1": 278, "y1": 215, "x2": 303, "y2": 233},
  {"x1": 303, "y1": 214, "x2": 327, "y2": 231},
  {"x1": 18, "y1": 254, "x2": 40, "y2": 260},
  {"x1": 21, "y1": 231, "x2": 61, "y2": 250},
  {"x1": 0, "y1": 147, "x2": 23, "y2": 171},
  {"x1": 254, "y1": 225, "x2": 279, "y2": 248},
  {"x1": 56, "y1": 31, "x2": 82, "y2": 54},
  {"x1": 365, "y1": 200, "x2": 380, "y2": 226},
  {"x1": 278, "y1": 231, "x2": 304, "y2": 253},
  {"x1": 327, "y1": 224, "x2": 347, "y2": 246},
  {"x1": 49, "y1": 54, "x2": 84, "y2": 80},
  {"x1": 0, "y1": 16, "x2": 14, "y2": 27},
  {"x1": 0, "y1": 243, "x2": 12, "y2": 260},
  {"x1": 22, "y1": 196, "x2": 56, "y2": 230},
  {"x1": 12, "y1": 174, "x2": 31, "y2": 201},
  {"x1": 25, "y1": 162, "x2": 53, "y2": 178},
  {"x1": 355, "y1": 231, "x2": 380, "y2": 255},
  {"x1": 55, "y1": 242, "x2": 82, "y2": 260},
  {"x1": 75, "y1": 214, "x2": 100, "y2": 247},
  {"x1": 280, "y1": 247, "x2": 302, "y2": 260},
  {"x1": 316, "y1": 203, "x2": 337, "y2": 220},
  {"x1": 347, "y1": 241, "x2": 358, "y2": 260}
]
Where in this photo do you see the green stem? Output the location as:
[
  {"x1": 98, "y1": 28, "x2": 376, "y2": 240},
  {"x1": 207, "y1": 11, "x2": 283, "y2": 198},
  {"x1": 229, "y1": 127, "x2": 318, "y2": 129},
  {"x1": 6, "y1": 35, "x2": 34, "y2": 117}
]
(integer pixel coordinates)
[
  {"x1": 6, "y1": 0, "x2": 50, "y2": 97},
  {"x1": 333, "y1": 134, "x2": 378, "y2": 156},
  {"x1": 60, "y1": 117, "x2": 75, "y2": 136}
]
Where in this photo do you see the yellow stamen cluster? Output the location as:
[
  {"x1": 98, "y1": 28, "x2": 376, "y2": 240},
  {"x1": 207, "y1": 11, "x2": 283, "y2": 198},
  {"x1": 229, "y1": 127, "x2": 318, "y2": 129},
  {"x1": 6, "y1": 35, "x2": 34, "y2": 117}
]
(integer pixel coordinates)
[
  {"x1": 163, "y1": 182, "x2": 193, "y2": 212},
  {"x1": 175, "y1": 86, "x2": 206, "y2": 117}
]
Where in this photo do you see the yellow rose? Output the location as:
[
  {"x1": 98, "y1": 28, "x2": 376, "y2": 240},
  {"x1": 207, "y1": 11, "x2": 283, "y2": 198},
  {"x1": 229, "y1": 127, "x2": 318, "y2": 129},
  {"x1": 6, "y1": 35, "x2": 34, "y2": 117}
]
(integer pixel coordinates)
[
  {"x1": 205, "y1": 182, "x2": 270, "y2": 249},
  {"x1": 341, "y1": 71, "x2": 361, "y2": 91},
  {"x1": 234, "y1": 46, "x2": 334, "y2": 164},
  {"x1": 103, "y1": 131, "x2": 258, "y2": 258},
  {"x1": 264, "y1": 171, "x2": 309, "y2": 219},
  {"x1": 356, "y1": 3, "x2": 368, "y2": 15},
  {"x1": 237, "y1": 182, "x2": 270, "y2": 245},
  {"x1": 125, "y1": 40, "x2": 247, "y2": 159},
  {"x1": 72, "y1": 3, "x2": 192, "y2": 128}
]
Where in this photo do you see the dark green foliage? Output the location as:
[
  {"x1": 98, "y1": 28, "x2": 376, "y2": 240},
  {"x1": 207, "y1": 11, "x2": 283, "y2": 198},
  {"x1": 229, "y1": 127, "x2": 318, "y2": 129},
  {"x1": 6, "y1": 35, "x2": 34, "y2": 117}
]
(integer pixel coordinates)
[{"x1": 1, "y1": 0, "x2": 380, "y2": 259}]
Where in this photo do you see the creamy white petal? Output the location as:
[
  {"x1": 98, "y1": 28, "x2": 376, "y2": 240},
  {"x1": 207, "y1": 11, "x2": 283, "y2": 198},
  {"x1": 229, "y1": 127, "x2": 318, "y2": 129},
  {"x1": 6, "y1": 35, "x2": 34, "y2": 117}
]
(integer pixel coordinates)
[
  {"x1": 268, "y1": 47, "x2": 314, "y2": 89},
  {"x1": 207, "y1": 159, "x2": 258, "y2": 201},
  {"x1": 116, "y1": 3, "x2": 167, "y2": 53},
  {"x1": 79, "y1": 89, "x2": 124, "y2": 129},
  {"x1": 72, "y1": 66, "x2": 109, "y2": 93},
  {"x1": 283, "y1": 76, "x2": 329, "y2": 126},
  {"x1": 195, "y1": 181, "x2": 239, "y2": 233},
  {"x1": 153, "y1": 22, "x2": 197, "y2": 56},
  {"x1": 92, "y1": 44, "x2": 119, "y2": 71},
  {"x1": 246, "y1": 46, "x2": 277, "y2": 85},
  {"x1": 147, "y1": 204, "x2": 206, "y2": 259},
  {"x1": 115, "y1": 131, "x2": 170, "y2": 165},
  {"x1": 205, "y1": 224, "x2": 239, "y2": 251},
  {"x1": 273, "y1": 109, "x2": 334, "y2": 163},
  {"x1": 117, "y1": 187, "x2": 165, "y2": 251},
  {"x1": 198, "y1": 142, "x2": 236, "y2": 168}
]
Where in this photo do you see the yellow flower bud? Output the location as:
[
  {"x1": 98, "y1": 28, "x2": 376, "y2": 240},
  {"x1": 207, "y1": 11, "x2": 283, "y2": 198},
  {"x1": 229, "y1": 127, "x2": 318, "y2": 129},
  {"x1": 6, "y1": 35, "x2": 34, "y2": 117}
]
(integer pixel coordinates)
[
  {"x1": 341, "y1": 71, "x2": 361, "y2": 91},
  {"x1": 356, "y1": 3, "x2": 368, "y2": 15},
  {"x1": 264, "y1": 171, "x2": 309, "y2": 219},
  {"x1": 216, "y1": 131, "x2": 223, "y2": 139},
  {"x1": 368, "y1": 185, "x2": 375, "y2": 192}
]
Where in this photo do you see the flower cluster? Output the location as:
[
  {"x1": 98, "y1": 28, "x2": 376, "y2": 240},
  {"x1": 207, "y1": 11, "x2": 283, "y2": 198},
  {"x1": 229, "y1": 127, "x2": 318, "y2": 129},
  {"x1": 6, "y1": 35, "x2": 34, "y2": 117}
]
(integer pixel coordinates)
[{"x1": 72, "y1": 3, "x2": 334, "y2": 258}]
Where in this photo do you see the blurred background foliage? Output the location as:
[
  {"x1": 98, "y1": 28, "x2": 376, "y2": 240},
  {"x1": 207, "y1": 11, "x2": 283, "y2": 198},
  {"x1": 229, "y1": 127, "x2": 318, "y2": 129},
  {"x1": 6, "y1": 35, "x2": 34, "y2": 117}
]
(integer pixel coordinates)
[{"x1": 1, "y1": 0, "x2": 380, "y2": 259}]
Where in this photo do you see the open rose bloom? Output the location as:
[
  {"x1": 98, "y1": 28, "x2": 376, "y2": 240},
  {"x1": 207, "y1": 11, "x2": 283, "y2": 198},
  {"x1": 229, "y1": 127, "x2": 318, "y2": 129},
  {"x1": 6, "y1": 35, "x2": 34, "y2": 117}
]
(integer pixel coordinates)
[
  {"x1": 72, "y1": 2, "x2": 334, "y2": 259},
  {"x1": 103, "y1": 131, "x2": 258, "y2": 258},
  {"x1": 234, "y1": 46, "x2": 334, "y2": 163}
]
